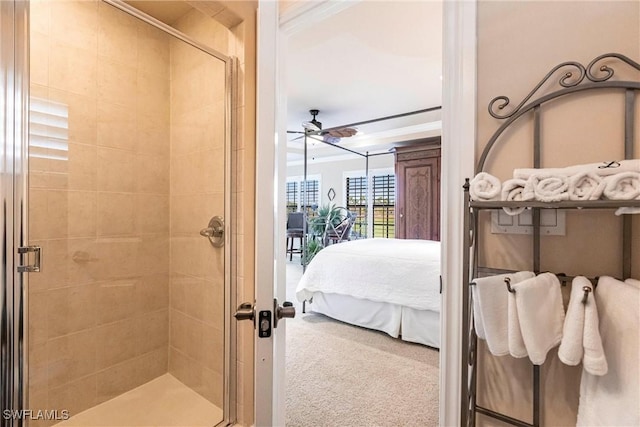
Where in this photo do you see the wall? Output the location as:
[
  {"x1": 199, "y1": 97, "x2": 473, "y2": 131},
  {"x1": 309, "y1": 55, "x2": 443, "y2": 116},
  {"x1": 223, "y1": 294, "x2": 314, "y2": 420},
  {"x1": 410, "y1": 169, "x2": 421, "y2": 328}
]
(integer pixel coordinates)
[
  {"x1": 168, "y1": 9, "x2": 229, "y2": 408},
  {"x1": 476, "y1": 1, "x2": 640, "y2": 425},
  {"x1": 28, "y1": 1, "x2": 171, "y2": 422}
]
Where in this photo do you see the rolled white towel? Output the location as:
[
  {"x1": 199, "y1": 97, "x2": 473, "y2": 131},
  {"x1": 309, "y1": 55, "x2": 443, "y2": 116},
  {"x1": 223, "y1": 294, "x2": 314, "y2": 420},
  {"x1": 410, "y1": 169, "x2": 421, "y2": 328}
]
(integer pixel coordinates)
[
  {"x1": 501, "y1": 178, "x2": 531, "y2": 216},
  {"x1": 528, "y1": 174, "x2": 569, "y2": 202},
  {"x1": 603, "y1": 172, "x2": 640, "y2": 200},
  {"x1": 470, "y1": 172, "x2": 501, "y2": 201},
  {"x1": 514, "y1": 159, "x2": 640, "y2": 179},
  {"x1": 568, "y1": 172, "x2": 605, "y2": 201},
  {"x1": 614, "y1": 207, "x2": 640, "y2": 215}
]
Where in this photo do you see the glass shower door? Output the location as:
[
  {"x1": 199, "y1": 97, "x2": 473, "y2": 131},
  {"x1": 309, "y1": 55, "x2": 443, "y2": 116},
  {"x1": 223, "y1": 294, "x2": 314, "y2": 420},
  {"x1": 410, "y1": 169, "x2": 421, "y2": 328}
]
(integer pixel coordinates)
[{"x1": 23, "y1": 1, "x2": 233, "y2": 426}]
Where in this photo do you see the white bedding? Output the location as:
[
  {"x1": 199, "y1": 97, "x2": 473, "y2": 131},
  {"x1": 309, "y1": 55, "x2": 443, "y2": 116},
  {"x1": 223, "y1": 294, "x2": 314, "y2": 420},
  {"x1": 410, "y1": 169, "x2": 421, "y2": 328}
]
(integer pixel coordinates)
[{"x1": 295, "y1": 238, "x2": 441, "y2": 312}]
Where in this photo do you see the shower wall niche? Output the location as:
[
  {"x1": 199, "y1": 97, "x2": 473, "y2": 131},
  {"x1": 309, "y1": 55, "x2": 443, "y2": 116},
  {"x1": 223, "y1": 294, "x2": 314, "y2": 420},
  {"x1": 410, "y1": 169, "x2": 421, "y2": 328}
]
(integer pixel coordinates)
[{"x1": 27, "y1": 1, "x2": 231, "y2": 424}]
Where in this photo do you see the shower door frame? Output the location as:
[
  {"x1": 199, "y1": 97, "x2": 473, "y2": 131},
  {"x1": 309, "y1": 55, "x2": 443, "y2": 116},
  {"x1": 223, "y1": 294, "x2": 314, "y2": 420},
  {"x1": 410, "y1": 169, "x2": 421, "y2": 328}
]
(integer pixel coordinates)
[
  {"x1": 1, "y1": 1, "x2": 29, "y2": 426},
  {"x1": 1, "y1": 1, "x2": 238, "y2": 425}
]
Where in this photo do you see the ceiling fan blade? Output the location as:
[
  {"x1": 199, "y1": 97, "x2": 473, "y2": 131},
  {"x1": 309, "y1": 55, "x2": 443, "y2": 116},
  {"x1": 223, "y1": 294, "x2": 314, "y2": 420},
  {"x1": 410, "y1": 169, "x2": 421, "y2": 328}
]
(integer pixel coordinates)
[
  {"x1": 287, "y1": 130, "x2": 305, "y2": 134},
  {"x1": 326, "y1": 127, "x2": 358, "y2": 138}
]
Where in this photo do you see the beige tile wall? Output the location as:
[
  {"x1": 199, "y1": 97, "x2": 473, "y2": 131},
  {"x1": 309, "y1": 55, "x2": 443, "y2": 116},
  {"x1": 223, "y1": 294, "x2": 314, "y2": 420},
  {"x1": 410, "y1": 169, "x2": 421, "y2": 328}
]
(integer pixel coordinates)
[
  {"x1": 28, "y1": 1, "x2": 171, "y2": 423},
  {"x1": 168, "y1": 8, "x2": 229, "y2": 410}
]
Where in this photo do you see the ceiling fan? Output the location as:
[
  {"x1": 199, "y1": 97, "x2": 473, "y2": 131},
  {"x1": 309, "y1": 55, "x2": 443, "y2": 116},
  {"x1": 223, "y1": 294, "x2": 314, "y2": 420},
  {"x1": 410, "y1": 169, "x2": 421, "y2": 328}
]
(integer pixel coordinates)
[{"x1": 288, "y1": 109, "x2": 358, "y2": 144}]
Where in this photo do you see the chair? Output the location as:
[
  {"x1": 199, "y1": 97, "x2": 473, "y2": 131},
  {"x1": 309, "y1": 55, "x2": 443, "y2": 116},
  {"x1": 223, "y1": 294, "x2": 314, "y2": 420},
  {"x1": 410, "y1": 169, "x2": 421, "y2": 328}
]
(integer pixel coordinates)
[
  {"x1": 286, "y1": 212, "x2": 305, "y2": 261},
  {"x1": 323, "y1": 210, "x2": 355, "y2": 246}
]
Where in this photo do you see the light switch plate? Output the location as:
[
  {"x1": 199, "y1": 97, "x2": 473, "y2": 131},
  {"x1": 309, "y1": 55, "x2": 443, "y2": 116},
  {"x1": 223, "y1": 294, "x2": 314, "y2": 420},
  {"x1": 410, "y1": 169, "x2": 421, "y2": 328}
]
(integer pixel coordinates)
[{"x1": 491, "y1": 209, "x2": 566, "y2": 235}]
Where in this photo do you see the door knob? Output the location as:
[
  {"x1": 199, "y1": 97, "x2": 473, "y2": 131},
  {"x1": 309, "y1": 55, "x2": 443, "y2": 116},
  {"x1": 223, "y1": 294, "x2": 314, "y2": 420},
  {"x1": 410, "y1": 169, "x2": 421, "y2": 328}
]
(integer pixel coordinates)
[
  {"x1": 274, "y1": 299, "x2": 296, "y2": 327},
  {"x1": 234, "y1": 302, "x2": 255, "y2": 322}
]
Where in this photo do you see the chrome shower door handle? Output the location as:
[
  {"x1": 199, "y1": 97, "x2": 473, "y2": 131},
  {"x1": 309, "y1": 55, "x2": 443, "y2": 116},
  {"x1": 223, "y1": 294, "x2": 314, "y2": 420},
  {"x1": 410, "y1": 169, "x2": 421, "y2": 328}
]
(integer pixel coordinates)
[
  {"x1": 200, "y1": 216, "x2": 225, "y2": 247},
  {"x1": 17, "y1": 245, "x2": 41, "y2": 273}
]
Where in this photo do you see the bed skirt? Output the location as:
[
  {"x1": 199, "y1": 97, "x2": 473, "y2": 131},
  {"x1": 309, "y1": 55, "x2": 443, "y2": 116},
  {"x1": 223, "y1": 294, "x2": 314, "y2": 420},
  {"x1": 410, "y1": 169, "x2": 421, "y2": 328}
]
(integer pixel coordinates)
[{"x1": 309, "y1": 292, "x2": 440, "y2": 349}]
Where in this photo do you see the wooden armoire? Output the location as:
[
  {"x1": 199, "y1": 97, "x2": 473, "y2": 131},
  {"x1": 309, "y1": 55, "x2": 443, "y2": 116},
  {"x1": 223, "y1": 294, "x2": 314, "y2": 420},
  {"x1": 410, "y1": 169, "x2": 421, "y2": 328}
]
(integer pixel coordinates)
[{"x1": 394, "y1": 137, "x2": 441, "y2": 241}]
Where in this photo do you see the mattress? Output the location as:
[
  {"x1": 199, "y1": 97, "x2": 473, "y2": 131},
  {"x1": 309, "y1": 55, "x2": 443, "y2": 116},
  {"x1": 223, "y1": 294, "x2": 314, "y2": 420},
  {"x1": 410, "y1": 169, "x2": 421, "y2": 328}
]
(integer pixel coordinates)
[
  {"x1": 295, "y1": 238, "x2": 441, "y2": 347},
  {"x1": 296, "y1": 238, "x2": 441, "y2": 311}
]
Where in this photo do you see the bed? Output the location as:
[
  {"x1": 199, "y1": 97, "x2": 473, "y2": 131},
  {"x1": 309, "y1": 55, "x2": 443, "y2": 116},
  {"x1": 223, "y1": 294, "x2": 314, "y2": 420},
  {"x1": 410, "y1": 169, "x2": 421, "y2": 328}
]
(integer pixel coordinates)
[{"x1": 295, "y1": 238, "x2": 441, "y2": 348}]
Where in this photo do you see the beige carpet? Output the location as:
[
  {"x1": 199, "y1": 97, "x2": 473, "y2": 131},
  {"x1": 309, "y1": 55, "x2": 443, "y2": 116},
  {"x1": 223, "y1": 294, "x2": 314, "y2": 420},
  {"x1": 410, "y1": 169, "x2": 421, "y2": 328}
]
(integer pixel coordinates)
[{"x1": 285, "y1": 260, "x2": 440, "y2": 427}]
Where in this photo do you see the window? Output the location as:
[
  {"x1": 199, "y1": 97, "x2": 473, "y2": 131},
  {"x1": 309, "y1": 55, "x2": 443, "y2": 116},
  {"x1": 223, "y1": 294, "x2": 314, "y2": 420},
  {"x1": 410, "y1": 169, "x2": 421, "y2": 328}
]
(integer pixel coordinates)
[
  {"x1": 286, "y1": 181, "x2": 298, "y2": 214},
  {"x1": 345, "y1": 176, "x2": 367, "y2": 238},
  {"x1": 285, "y1": 175, "x2": 320, "y2": 214},
  {"x1": 372, "y1": 174, "x2": 395, "y2": 238},
  {"x1": 343, "y1": 170, "x2": 395, "y2": 238},
  {"x1": 301, "y1": 179, "x2": 319, "y2": 215}
]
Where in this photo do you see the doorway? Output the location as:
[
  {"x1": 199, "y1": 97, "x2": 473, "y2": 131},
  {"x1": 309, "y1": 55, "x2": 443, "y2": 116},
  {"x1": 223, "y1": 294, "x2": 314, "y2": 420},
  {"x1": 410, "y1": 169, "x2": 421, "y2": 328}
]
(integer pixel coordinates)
[{"x1": 279, "y1": 1, "x2": 442, "y2": 425}]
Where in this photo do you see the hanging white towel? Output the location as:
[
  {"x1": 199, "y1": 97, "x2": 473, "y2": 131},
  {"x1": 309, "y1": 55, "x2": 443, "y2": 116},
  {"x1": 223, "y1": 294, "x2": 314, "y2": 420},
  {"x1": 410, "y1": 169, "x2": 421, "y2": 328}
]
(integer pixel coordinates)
[
  {"x1": 603, "y1": 171, "x2": 640, "y2": 200},
  {"x1": 558, "y1": 276, "x2": 607, "y2": 375},
  {"x1": 472, "y1": 271, "x2": 534, "y2": 356},
  {"x1": 470, "y1": 172, "x2": 501, "y2": 201},
  {"x1": 527, "y1": 174, "x2": 570, "y2": 202},
  {"x1": 506, "y1": 271, "x2": 538, "y2": 359},
  {"x1": 514, "y1": 159, "x2": 640, "y2": 179},
  {"x1": 501, "y1": 178, "x2": 531, "y2": 216},
  {"x1": 582, "y1": 284, "x2": 607, "y2": 376},
  {"x1": 558, "y1": 277, "x2": 589, "y2": 366},
  {"x1": 512, "y1": 272, "x2": 565, "y2": 365},
  {"x1": 577, "y1": 277, "x2": 640, "y2": 426},
  {"x1": 472, "y1": 286, "x2": 486, "y2": 340},
  {"x1": 508, "y1": 288, "x2": 528, "y2": 358},
  {"x1": 568, "y1": 172, "x2": 605, "y2": 201},
  {"x1": 625, "y1": 278, "x2": 640, "y2": 288}
]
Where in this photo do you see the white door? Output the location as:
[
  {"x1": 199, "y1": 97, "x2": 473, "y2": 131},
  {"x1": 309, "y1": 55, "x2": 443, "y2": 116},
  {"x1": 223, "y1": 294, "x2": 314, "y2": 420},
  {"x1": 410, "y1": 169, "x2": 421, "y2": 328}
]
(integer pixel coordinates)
[{"x1": 253, "y1": 2, "x2": 288, "y2": 426}]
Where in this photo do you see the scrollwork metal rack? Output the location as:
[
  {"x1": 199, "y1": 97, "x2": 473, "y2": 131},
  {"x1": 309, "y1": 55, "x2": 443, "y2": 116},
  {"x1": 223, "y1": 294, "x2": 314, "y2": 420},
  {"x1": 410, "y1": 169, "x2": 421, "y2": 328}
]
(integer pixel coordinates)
[{"x1": 461, "y1": 53, "x2": 640, "y2": 427}]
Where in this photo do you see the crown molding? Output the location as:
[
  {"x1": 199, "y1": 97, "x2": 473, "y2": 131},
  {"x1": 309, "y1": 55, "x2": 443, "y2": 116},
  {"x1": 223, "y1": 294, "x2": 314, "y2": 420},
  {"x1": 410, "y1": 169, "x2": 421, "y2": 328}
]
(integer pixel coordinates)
[{"x1": 279, "y1": 0, "x2": 361, "y2": 36}]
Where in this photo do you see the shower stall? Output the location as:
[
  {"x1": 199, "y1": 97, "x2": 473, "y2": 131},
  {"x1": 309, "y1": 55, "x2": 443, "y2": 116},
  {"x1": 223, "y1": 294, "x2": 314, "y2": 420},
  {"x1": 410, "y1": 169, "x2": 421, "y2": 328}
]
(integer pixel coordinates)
[{"x1": 1, "y1": 1, "x2": 236, "y2": 426}]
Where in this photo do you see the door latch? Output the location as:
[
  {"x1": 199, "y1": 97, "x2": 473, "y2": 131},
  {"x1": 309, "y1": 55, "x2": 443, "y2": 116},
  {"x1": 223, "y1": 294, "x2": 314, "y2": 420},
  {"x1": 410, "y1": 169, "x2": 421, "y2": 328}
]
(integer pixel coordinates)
[
  {"x1": 18, "y1": 246, "x2": 41, "y2": 273},
  {"x1": 258, "y1": 310, "x2": 272, "y2": 338}
]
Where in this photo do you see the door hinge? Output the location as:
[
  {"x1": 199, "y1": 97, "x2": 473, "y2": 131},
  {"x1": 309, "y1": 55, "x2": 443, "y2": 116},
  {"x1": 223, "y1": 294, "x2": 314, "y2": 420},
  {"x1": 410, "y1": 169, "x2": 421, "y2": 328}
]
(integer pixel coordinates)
[{"x1": 18, "y1": 245, "x2": 41, "y2": 273}]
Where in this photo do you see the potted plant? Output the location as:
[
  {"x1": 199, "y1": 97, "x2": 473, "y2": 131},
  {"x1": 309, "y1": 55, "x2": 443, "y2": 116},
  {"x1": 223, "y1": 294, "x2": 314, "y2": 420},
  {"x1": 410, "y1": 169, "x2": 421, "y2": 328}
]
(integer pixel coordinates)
[
  {"x1": 303, "y1": 204, "x2": 351, "y2": 264},
  {"x1": 302, "y1": 237, "x2": 323, "y2": 264},
  {"x1": 308, "y1": 203, "x2": 343, "y2": 237}
]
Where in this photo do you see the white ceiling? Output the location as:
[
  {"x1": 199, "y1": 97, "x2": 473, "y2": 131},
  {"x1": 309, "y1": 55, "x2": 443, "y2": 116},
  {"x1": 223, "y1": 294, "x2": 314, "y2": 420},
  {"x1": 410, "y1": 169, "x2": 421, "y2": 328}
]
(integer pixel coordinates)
[{"x1": 286, "y1": 0, "x2": 443, "y2": 163}]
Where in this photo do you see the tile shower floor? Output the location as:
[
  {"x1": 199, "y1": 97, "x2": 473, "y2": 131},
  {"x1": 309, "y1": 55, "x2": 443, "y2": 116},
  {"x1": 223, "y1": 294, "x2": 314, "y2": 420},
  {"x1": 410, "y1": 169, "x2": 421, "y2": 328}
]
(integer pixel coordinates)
[{"x1": 55, "y1": 374, "x2": 222, "y2": 426}]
